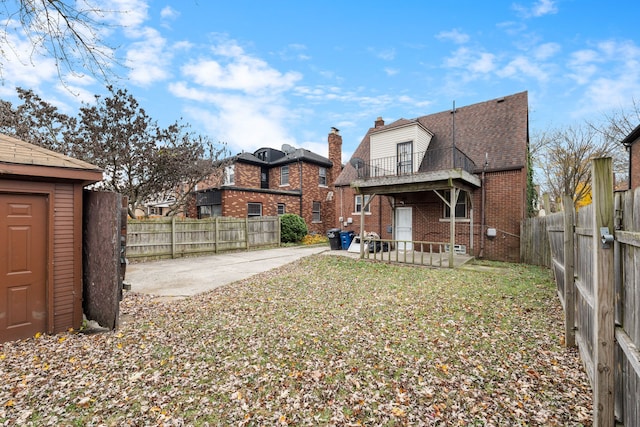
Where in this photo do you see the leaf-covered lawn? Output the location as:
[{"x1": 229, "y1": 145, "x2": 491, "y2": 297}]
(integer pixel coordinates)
[{"x1": 1, "y1": 256, "x2": 592, "y2": 426}]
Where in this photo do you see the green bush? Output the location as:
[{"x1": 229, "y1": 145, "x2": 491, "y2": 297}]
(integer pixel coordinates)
[{"x1": 280, "y1": 213, "x2": 308, "y2": 243}]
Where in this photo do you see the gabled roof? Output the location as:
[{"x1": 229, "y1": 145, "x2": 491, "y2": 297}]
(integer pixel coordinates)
[
  {"x1": 335, "y1": 91, "x2": 529, "y2": 186},
  {"x1": 0, "y1": 133, "x2": 103, "y2": 183},
  {"x1": 621, "y1": 123, "x2": 640, "y2": 147}
]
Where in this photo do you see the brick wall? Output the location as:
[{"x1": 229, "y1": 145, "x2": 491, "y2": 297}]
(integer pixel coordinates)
[
  {"x1": 235, "y1": 162, "x2": 261, "y2": 188},
  {"x1": 333, "y1": 168, "x2": 525, "y2": 262},
  {"x1": 631, "y1": 142, "x2": 640, "y2": 190},
  {"x1": 221, "y1": 189, "x2": 300, "y2": 217}
]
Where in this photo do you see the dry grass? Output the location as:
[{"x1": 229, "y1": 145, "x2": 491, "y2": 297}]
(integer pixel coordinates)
[{"x1": 1, "y1": 255, "x2": 591, "y2": 426}]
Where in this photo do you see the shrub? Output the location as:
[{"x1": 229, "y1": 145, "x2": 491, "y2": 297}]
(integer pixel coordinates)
[{"x1": 280, "y1": 214, "x2": 308, "y2": 243}]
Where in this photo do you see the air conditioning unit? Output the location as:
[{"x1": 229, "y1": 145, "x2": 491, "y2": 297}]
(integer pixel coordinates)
[{"x1": 444, "y1": 244, "x2": 467, "y2": 254}]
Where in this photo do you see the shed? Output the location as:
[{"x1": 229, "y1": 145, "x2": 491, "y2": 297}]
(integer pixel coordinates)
[{"x1": 0, "y1": 134, "x2": 103, "y2": 342}]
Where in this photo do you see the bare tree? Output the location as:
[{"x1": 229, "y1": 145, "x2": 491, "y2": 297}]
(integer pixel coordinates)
[
  {"x1": 596, "y1": 98, "x2": 640, "y2": 144},
  {"x1": 534, "y1": 122, "x2": 626, "y2": 209},
  {"x1": 1, "y1": 86, "x2": 227, "y2": 218},
  {"x1": 76, "y1": 86, "x2": 227, "y2": 218},
  {"x1": 0, "y1": 0, "x2": 123, "y2": 85},
  {"x1": 0, "y1": 87, "x2": 78, "y2": 155}
]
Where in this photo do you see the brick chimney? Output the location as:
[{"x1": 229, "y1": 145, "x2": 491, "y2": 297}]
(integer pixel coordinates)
[
  {"x1": 375, "y1": 117, "x2": 385, "y2": 128},
  {"x1": 328, "y1": 127, "x2": 342, "y2": 184}
]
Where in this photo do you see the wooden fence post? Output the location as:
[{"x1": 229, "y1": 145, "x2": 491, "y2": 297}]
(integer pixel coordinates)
[
  {"x1": 171, "y1": 216, "x2": 176, "y2": 259},
  {"x1": 215, "y1": 216, "x2": 219, "y2": 254},
  {"x1": 245, "y1": 217, "x2": 250, "y2": 250},
  {"x1": 562, "y1": 194, "x2": 576, "y2": 347},
  {"x1": 591, "y1": 157, "x2": 615, "y2": 427}
]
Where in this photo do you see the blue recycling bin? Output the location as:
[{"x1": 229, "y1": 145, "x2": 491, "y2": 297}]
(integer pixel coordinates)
[{"x1": 340, "y1": 231, "x2": 355, "y2": 250}]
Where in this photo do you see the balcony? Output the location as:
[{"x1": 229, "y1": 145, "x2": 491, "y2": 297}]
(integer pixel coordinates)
[{"x1": 351, "y1": 147, "x2": 480, "y2": 192}]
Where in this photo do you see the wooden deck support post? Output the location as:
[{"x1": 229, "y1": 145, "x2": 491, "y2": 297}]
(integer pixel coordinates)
[{"x1": 591, "y1": 157, "x2": 615, "y2": 427}]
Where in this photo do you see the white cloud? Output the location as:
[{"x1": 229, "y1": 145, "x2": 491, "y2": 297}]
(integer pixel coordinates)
[
  {"x1": 568, "y1": 40, "x2": 640, "y2": 117},
  {"x1": 174, "y1": 90, "x2": 298, "y2": 153},
  {"x1": 374, "y1": 48, "x2": 396, "y2": 61},
  {"x1": 531, "y1": 0, "x2": 558, "y2": 17},
  {"x1": 100, "y1": 0, "x2": 149, "y2": 30},
  {"x1": 436, "y1": 29, "x2": 470, "y2": 44},
  {"x1": 469, "y1": 52, "x2": 496, "y2": 73},
  {"x1": 443, "y1": 47, "x2": 495, "y2": 75},
  {"x1": 126, "y1": 27, "x2": 171, "y2": 85},
  {"x1": 167, "y1": 38, "x2": 305, "y2": 153},
  {"x1": 384, "y1": 68, "x2": 399, "y2": 76},
  {"x1": 160, "y1": 6, "x2": 179, "y2": 20},
  {"x1": 513, "y1": 0, "x2": 558, "y2": 18},
  {"x1": 181, "y1": 40, "x2": 302, "y2": 94},
  {"x1": 534, "y1": 42, "x2": 561, "y2": 60},
  {"x1": 0, "y1": 24, "x2": 59, "y2": 89},
  {"x1": 278, "y1": 43, "x2": 311, "y2": 61},
  {"x1": 497, "y1": 56, "x2": 549, "y2": 82}
]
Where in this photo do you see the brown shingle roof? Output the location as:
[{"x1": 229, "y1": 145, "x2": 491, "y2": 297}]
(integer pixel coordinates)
[
  {"x1": 0, "y1": 133, "x2": 103, "y2": 183},
  {"x1": 335, "y1": 91, "x2": 528, "y2": 186}
]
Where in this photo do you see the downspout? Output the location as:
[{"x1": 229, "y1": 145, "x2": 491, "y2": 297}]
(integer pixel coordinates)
[
  {"x1": 298, "y1": 160, "x2": 303, "y2": 217},
  {"x1": 378, "y1": 193, "x2": 382, "y2": 235},
  {"x1": 479, "y1": 153, "x2": 488, "y2": 258}
]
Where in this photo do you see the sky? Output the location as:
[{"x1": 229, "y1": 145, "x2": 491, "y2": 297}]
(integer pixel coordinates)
[{"x1": 1, "y1": 0, "x2": 640, "y2": 163}]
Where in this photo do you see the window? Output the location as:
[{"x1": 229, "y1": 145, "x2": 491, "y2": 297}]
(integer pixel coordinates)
[
  {"x1": 198, "y1": 205, "x2": 221, "y2": 219},
  {"x1": 312, "y1": 201, "x2": 321, "y2": 222},
  {"x1": 443, "y1": 190, "x2": 468, "y2": 219},
  {"x1": 280, "y1": 165, "x2": 289, "y2": 185},
  {"x1": 277, "y1": 203, "x2": 286, "y2": 215},
  {"x1": 354, "y1": 195, "x2": 371, "y2": 213},
  {"x1": 248, "y1": 203, "x2": 262, "y2": 217},
  {"x1": 397, "y1": 141, "x2": 413, "y2": 175},
  {"x1": 319, "y1": 167, "x2": 327, "y2": 186},
  {"x1": 224, "y1": 165, "x2": 235, "y2": 185}
]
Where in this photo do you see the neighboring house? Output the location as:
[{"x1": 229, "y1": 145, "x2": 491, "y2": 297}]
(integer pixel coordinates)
[
  {"x1": 334, "y1": 91, "x2": 530, "y2": 262},
  {"x1": 0, "y1": 134, "x2": 103, "y2": 343},
  {"x1": 621, "y1": 123, "x2": 640, "y2": 190},
  {"x1": 192, "y1": 128, "x2": 342, "y2": 234}
]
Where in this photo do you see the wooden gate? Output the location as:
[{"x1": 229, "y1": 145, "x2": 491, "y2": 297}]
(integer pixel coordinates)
[
  {"x1": 544, "y1": 158, "x2": 640, "y2": 427},
  {"x1": 83, "y1": 191, "x2": 126, "y2": 330}
]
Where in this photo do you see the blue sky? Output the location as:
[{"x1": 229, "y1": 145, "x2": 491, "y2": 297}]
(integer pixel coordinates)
[{"x1": 2, "y1": 0, "x2": 639, "y2": 162}]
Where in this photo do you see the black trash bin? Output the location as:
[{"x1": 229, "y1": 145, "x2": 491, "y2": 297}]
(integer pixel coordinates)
[{"x1": 327, "y1": 228, "x2": 342, "y2": 250}]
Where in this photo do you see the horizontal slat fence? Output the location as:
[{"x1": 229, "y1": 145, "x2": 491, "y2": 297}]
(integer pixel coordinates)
[
  {"x1": 126, "y1": 216, "x2": 280, "y2": 261},
  {"x1": 521, "y1": 158, "x2": 640, "y2": 426}
]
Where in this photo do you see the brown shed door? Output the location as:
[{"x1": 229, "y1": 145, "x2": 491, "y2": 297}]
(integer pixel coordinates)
[{"x1": 0, "y1": 194, "x2": 47, "y2": 342}]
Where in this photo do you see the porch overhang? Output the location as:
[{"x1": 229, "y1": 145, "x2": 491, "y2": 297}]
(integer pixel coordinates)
[{"x1": 350, "y1": 168, "x2": 480, "y2": 195}]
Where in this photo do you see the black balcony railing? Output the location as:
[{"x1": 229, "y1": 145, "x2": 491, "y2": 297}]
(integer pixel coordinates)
[{"x1": 354, "y1": 146, "x2": 476, "y2": 179}]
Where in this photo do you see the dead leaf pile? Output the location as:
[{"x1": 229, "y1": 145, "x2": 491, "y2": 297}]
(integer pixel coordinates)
[{"x1": 0, "y1": 256, "x2": 592, "y2": 425}]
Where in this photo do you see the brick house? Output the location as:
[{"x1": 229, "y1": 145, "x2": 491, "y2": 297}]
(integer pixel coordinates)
[
  {"x1": 193, "y1": 128, "x2": 342, "y2": 234},
  {"x1": 621, "y1": 123, "x2": 640, "y2": 190},
  {"x1": 334, "y1": 91, "x2": 530, "y2": 262}
]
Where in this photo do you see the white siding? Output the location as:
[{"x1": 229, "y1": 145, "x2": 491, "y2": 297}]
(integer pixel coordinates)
[{"x1": 369, "y1": 123, "x2": 433, "y2": 174}]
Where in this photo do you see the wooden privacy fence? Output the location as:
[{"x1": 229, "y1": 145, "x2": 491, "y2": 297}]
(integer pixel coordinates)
[
  {"x1": 522, "y1": 158, "x2": 640, "y2": 427},
  {"x1": 126, "y1": 216, "x2": 280, "y2": 261}
]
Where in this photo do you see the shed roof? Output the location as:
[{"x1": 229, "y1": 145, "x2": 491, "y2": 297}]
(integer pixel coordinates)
[{"x1": 0, "y1": 134, "x2": 103, "y2": 183}]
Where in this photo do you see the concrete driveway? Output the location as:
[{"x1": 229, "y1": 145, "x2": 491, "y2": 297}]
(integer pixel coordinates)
[{"x1": 124, "y1": 245, "x2": 330, "y2": 298}]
